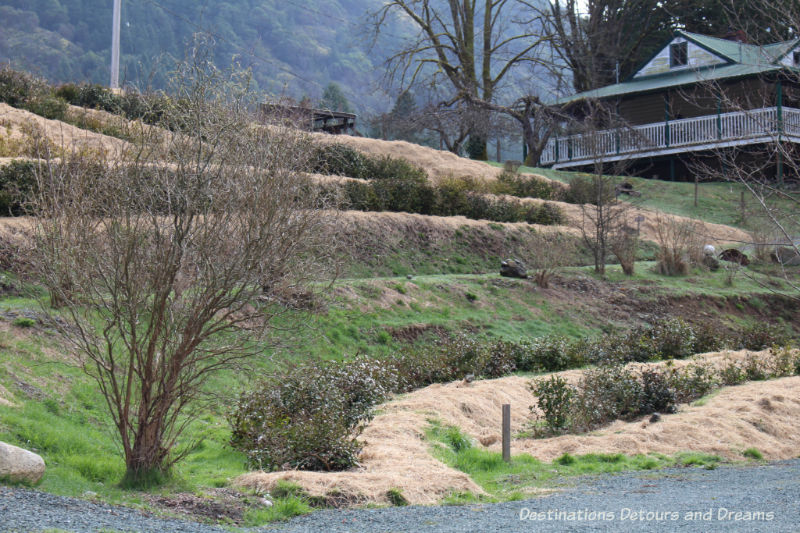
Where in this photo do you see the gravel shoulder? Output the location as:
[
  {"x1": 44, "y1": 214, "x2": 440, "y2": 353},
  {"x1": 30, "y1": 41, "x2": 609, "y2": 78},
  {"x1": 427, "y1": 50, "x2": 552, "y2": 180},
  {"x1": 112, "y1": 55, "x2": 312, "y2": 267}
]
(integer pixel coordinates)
[{"x1": 2, "y1": 460, "x2": 798, "y2": 532}]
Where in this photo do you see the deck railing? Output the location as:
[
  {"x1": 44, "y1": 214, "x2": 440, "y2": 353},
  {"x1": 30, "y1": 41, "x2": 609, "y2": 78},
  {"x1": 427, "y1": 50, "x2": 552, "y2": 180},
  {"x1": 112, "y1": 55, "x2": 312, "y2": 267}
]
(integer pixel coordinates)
[{"x1": 539, "y1": 106, "x2": 800, "y2": 167}]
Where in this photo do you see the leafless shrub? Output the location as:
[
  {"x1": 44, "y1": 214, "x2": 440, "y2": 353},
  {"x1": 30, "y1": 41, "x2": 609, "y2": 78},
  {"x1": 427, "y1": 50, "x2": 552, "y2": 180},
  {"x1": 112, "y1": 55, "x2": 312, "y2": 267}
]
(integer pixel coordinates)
[
  {"x1": 611, "y1": 229, "x2": 637, "y2": 276},
  {"x1": 531, "y1": 232, "x2": 578, "y2": 288},
  {"x1": 654, "y1": 213, "x2": 700, "y2": 276},
  {"x1": 27, "y1": 45, "x2": 337, "y2": 484}
]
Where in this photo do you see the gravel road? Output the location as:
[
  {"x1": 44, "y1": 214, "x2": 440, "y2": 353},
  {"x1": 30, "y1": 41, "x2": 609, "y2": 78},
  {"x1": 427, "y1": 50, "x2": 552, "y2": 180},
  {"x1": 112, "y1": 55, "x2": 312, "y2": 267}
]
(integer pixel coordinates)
[{"x1": 1, "y1": 460, "x2": 798, "y2": 532}]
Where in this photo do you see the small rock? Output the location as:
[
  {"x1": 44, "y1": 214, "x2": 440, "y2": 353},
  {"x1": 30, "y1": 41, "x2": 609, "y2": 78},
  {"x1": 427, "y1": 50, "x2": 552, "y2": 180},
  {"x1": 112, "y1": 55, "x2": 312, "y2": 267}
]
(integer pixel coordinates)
[
  {"x1": 0, "y1": 441, "x2": 45, "y2": 484},
  {"x1": 406, "y1": 274, "x2": 413, "y2": 280},
  {"x1": 260, "y1": 497, "x2": 273, "y2": 507},
  {"x1": 649, "y1": 413, "x2": 661, "y2": 424}
]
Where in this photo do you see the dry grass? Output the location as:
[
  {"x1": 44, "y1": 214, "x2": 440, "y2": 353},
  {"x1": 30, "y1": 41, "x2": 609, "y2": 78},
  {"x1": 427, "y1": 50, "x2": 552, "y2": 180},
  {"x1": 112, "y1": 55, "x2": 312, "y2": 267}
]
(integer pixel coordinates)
[
  {"x1": 235, "y1": 350, "x2": 800, "y2": 506},
  {"x1": 0, "y1": 103, "x2": 129, "y2": 156},
  {"x1": 510, "y1": 195, "x2": 749, "y2": 245},
  {"x1": 0, "y1": 107, "x2": 749, "y2": 246},
  {"x1": 312, "y1": 132, "x2": 513, "y2": 185}
]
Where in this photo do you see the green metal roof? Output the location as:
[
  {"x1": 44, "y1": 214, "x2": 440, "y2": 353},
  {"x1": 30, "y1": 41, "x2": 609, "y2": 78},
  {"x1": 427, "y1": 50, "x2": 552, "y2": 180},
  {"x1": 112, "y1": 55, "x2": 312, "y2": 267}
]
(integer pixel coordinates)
[{"x1": 557, "y1": 31, "x2": 800, "y2": 105}]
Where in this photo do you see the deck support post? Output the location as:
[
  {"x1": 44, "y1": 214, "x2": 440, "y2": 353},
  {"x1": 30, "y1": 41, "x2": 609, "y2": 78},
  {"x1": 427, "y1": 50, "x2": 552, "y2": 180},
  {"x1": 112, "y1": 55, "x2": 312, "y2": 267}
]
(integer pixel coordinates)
[
  {"x1": 664, "y1": 93, "x2": 671, "y2": 147},
  {"x1": 777, "y1": 79, "x2": 784, "y2": 187}
]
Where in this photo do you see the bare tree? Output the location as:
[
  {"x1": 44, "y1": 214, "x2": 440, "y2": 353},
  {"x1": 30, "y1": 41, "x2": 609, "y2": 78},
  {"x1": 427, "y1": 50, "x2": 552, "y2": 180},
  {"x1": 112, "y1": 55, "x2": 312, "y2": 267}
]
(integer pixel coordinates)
[
  {"x1": 568, "y1": 101, "x2": 638, "y2": 274},
  {"x1": 28, "y1": 46, "x2": 336, "y2": 483},
  {"x1": 537, "y1": 0, "x2": 672, "y2": 92},
  {"x1": 371, "y1": 0, "x2": 551, "y2": 156},
  {"x1": 465, "y1": 93, "x2": 563, "y2": 165}
]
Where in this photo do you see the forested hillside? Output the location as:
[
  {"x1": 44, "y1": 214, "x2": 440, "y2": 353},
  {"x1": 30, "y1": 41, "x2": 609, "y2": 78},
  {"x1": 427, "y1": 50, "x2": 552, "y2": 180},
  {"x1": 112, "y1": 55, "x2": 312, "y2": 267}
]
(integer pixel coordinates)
[{"x1": 0, "y1": 0, "x2": 400, "y2": 112}]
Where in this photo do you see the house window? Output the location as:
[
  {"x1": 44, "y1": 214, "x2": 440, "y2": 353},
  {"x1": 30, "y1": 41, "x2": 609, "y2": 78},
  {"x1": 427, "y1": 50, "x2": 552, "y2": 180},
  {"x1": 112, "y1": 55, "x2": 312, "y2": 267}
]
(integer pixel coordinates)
[
  {"x1": 793, "y1": 50, "x2": 800, "y2": 66},
  {"x1": 670, "y1": 42, "x2": 688, "y2": 67}
]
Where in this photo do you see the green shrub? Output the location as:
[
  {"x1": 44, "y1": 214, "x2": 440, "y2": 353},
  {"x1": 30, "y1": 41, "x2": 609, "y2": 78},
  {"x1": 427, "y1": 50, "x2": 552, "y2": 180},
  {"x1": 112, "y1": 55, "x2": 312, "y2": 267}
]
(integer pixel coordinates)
[
  {"x1": 665, "y1": 363, "x2": 717, "y2": 403},
  {"x1": 563, "y1": 175, "x2": 615, "y2": 205},
  {"x1": 372, "y1": 175, "x2": 436, "y2": 215},
  {"x1": 768, "y1": 346, "x2": 799, "y2": 377},
  {"x1": 0, "y1": 66, "x2": 49, "y2": 108},
  {"x1": 54, "y1": 83, "x2": 80, "y2": 104},
  {"x1": 524, "y1": 335, "x2": 584, "y2": 372},
  {"x1": 434, "y1": 178, "x2": 474, "y2": 216},
  {"x1": 443, "y1": 426, "x2": 473, "y2": 452},
  {"x1": 650, "y1": 318, "x2": 696, "y2": 360},
  {"x1": 342, "y1": 179, "x2": 379, "y2": 211},
  {"x1": 639, "y1": 369, "x2": 677, "y2": 414},
  {"x1": 11, "y1": 316, "x2": 35, "y2": 328},
  {"x1": 75, "y1": 84, "x2": 121, "y2": 112},
  {"x1": 483, "y1": 340, "x2": 518, "y2": 378},
  {"x1": 309, "y1": 144, "x2": 370, "y2": 178},
  {"x1": 491, "y1": 170, "x2": 562, "y2": 201},
  {"x1": 366, "y1": 155, "x2": 428, "y2": 182},
  {"x1": 26, "y1": 95, "x2": 68, "y2": 120},
  {"x1": 742, "y1": 354, "x2": 769, "y2": 381},
  {"x1": 530, "y1": 375, "x2": 574, "y2": 433},
  {"x1": 718, "y1": 359, "x2": 747, "y2": 386},
  {"x1": 0, "y1": 160, "x2": 37, "y2": 216},
  {"x1": 229, "y1": 357, "x2": 396, "y2": 471},
  {"x1": 556, "y1": 453, "x2": 576, "y2": 465},
  {"x1": 691, "y1": 321, "x2": 727, "y2": 353},
  {"x1": 573, "y1": 364, "x2": 643, "y2": 429},
  {"x1": 737, "y1": 323, "x2": 791, "y2": 351},
  {"x1": 742, "y1": 447, "x2": 763, "y2": 460},
  {"x1": 386, "y1": 488, "x2": 409, "y2": 506}
]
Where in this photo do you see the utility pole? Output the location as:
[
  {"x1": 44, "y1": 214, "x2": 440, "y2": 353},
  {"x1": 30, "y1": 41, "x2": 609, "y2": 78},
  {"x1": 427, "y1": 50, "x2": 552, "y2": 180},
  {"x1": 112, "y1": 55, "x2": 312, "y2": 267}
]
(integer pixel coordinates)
[{"x1": 110, "y1": 0, "x2": 121, "y2": 89}]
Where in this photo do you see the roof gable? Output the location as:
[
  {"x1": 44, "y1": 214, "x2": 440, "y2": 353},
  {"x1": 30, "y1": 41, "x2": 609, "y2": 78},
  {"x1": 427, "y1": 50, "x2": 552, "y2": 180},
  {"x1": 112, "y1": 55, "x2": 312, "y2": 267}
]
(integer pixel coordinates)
[
  {"x1": 559, "y1": 31, "x2": 799, "y2": 105},
  {"x1": 634, "y1": 35, "x2": 727, "y2": 78}
]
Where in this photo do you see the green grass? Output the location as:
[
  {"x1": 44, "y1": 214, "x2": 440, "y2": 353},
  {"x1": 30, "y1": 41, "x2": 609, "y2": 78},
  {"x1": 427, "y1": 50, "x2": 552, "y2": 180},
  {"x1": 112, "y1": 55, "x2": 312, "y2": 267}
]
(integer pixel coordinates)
[
  {"x1": 0, "y1": 262, "x2": 793, "y2": 521},
  {"x1": 486, "y1": 160, "x2": 800, "y2": 230},
  {"x1": 426, "y1": 421, "x2": 724, "y2": 501},
  {"x1": 242, "y1": 497, "x2": 312, "y2": 525},
  {"x1": 742, "y1": 447, "x2": 764, "y2": 460}
]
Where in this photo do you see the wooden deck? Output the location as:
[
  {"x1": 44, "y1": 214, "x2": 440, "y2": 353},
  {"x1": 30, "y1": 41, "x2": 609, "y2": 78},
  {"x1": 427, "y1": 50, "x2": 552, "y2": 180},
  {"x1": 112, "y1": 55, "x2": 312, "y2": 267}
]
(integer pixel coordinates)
[{"x1": 539, "y1": 106, "x2": 800, "y2": 169}]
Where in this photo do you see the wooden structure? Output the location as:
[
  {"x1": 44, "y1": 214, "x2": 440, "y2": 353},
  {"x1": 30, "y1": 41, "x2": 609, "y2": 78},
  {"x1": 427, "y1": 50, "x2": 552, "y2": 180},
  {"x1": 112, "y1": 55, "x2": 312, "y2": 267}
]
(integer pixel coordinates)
[
  {"x1": 259, "y1": 103, "x2": 357, "y2": 135},
  {"x1": 540, "y1": 31, "x2": 800, "y2": 182}
]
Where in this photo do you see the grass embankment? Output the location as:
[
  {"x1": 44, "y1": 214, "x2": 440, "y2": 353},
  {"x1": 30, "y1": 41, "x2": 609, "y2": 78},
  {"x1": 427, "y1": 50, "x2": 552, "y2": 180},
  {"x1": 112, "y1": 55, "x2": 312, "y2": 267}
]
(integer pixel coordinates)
[
  {"x1": 426, "y1": 421, "x2": 729, "y2": 504},
  {"x1": 487, "y1": 161, "x2": 799, "y2": 230},
  {"x1": 0, "y1": 263, "x2": 796, "y2": 522}
]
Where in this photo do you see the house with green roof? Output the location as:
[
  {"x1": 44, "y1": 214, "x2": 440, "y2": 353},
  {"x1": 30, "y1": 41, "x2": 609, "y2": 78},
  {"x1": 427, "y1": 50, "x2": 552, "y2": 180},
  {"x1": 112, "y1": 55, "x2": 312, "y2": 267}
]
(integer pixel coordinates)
[{"x1": 538, "y1": 30, "x2": 800, "y2": 181}]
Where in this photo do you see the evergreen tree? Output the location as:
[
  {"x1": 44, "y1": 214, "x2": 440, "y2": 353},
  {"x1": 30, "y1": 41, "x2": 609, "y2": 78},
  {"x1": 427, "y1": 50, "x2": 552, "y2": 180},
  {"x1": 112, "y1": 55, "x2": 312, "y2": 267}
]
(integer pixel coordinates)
[
  {"x1": 388, "y1": 91, "x2": 420, "y2": 142},
  {"x1": 319, "y1": 82, "x2": 353, "y2": 113}
]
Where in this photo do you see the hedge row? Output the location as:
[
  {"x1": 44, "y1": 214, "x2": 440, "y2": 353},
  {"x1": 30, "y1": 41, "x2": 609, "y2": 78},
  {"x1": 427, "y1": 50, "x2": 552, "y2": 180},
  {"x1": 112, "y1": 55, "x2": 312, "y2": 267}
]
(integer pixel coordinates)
[
  {"x1": 0, "y1": 66, "x2": 181, "y2": 128},
  {"x1": 531, "y1": 346, "x2": 800, "y2": 436},
  {"x1": 309, "y1": 143, "x2": 565, "y2": 202},
  {"x1": 323, "y1": 177, "x2": 566, "y2": 225},
  {"x1": 229, "y1": 320, "x2": 794, "y2": 472}
]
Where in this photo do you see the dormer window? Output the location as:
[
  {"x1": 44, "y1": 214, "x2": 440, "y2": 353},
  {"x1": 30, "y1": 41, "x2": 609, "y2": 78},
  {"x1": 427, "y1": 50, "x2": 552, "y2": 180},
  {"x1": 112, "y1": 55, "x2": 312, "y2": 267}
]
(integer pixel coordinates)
[
  {"x1": 670, "y1": 42, "x2": 688, "y2": 67},
  {"x1": 793, "y1": 50, "x2": 800, "y2": 66}
]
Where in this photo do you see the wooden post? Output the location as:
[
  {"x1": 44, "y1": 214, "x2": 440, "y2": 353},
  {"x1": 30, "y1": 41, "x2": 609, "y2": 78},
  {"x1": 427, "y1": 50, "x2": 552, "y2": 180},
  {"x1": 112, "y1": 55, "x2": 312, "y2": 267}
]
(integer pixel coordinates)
[
  {"x1": 740, "y1": 190, "x2": 746, "y2": 222},
  {"x1": 502, "y1": 404, "x2": 511, "y2": 463}
]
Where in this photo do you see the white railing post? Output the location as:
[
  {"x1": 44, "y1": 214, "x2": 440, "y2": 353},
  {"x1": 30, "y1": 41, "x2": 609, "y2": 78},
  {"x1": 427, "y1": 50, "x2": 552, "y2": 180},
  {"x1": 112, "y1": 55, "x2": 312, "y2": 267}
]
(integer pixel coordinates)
[{"x1": 541, "y1": 106, "x2": 798, "y2": 167}]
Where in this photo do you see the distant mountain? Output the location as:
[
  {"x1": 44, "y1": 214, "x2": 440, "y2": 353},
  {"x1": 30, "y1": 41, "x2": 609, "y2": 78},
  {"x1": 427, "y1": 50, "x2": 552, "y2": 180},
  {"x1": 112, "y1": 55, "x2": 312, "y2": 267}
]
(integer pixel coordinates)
[{"x1": 0, "y1": 0, "x2": 402, "y2": 113}]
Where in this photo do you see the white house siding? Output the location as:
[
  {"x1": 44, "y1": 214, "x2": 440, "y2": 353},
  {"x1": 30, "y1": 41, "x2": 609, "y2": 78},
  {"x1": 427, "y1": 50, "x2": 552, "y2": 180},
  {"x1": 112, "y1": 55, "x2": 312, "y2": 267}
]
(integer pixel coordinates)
[{"x1": 634, "y1": 37, "x2": 726, "y2": 78}]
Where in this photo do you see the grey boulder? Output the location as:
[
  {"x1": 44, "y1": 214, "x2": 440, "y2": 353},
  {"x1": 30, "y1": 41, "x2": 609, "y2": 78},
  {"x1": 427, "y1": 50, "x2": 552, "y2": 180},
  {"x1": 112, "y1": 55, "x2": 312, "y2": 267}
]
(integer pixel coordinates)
[
  {"x1": 0, "y1": 441, "x2": 45, "y2": 484},
  {"x1": 500, "y1": 259, "x2": 528, "y2": 279}
]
